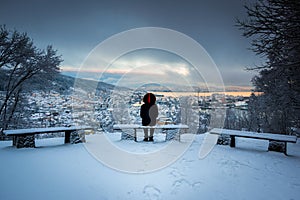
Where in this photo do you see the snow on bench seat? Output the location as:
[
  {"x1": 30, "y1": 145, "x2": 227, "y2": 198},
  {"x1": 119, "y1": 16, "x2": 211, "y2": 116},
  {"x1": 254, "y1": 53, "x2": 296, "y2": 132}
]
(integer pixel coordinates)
[
  {"x1": 3, "y1": 126, "x2": 93, "y2": 148},
  {"x1": 210, "y1": 128, "x2": 297, "y2": 155},
  {"x1": 113, "y1": 124, "x2": 189, "y2": 141},
  {"x1": 3, "y1": 126, "x2": 93, "y2": 136},
  {"x1": 210, "y1": 128, "x2": 297, "y2": 143},
  {"x1": 113, "y1": 124, "x2": 189, "y2": 129}
]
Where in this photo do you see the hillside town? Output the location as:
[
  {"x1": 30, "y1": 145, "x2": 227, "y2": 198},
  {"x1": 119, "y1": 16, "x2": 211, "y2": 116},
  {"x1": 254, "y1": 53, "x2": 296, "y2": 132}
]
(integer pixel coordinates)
[{"x1": 8, "y1": 88, "x2": 250, "y2": 135}]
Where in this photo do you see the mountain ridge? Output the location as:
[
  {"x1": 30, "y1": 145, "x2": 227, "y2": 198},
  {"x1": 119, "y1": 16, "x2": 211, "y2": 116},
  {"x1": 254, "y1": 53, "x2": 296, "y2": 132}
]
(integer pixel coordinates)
[{"x1": 0, "y1": 70, "x2": 116, "y2": 94}]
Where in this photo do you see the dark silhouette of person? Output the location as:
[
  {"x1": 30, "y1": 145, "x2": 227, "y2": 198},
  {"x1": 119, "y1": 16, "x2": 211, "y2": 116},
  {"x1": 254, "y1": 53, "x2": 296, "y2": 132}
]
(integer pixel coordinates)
[{"x1": 140, "y1": 93, "x2": 158, "y2": 141}]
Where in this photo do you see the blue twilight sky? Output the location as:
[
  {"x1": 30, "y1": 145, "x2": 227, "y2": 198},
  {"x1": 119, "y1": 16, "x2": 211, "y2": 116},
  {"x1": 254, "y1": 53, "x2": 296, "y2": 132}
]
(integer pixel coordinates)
[{"x1": 0, "y1": 0, "x2": 264, "y2": 88}]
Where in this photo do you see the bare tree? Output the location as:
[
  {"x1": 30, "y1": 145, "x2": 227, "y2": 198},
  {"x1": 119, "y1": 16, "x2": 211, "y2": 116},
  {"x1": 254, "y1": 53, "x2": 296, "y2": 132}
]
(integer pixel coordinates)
[{"x1": 0, "y1": 25, "x2": 62, "y2": 130}]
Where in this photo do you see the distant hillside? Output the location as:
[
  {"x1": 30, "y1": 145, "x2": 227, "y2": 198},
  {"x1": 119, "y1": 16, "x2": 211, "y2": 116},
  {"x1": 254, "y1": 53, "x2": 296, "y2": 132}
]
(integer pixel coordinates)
[
  {"x1": 138, "y1": 82, "x2": 253, "y2": 93},
  {"x1": 72, "y1": 76, "x2": 117, "y2": 93},
  {"x1": 139, "y1": 83, "x2": 172, "y2": 92},
  {"x1": 139, "y1": 83, "x2": 209, "y2": 92},
  {"x1": 0, "y1": 70, "x2": 116, "y2": 94}
]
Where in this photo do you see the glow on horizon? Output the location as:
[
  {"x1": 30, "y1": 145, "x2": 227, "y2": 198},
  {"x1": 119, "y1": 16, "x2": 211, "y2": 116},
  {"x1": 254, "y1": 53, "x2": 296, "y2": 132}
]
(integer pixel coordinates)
[
  {"x1": 61, "y1": 54, "x2": 192, "y2": 77},
  {"x1": 61, "y1": 63, "x2": 190, "y2": 76}
]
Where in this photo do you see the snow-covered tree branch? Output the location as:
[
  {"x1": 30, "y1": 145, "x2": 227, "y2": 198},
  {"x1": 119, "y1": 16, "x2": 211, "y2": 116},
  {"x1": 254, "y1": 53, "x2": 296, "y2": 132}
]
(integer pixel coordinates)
[{"x1": 0, "y1": 25, "x2": 62, "y2": 130}]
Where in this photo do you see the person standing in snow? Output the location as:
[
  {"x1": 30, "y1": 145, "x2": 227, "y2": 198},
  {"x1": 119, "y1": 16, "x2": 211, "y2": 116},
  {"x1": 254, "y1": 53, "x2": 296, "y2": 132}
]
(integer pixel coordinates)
[{"x1": 140, "y1": 93, "x2": 158, "y2": 142}]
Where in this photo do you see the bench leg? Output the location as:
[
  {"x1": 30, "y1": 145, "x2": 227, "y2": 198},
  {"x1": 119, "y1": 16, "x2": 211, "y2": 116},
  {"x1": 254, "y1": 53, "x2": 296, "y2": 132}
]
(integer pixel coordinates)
[
  {"x1": 13, "y1": 136, "x2": 16, "y2": 146},
  {"x1": 230, "y1": 135, "x2": 236, "y2": 147},
  {"x1": 65, "y1": 130, "x2": 71, "y2": 143},
  {"x1": 15, "y1": 134, "x2": 35, "y2": 148},
  {"x1": 284, "y1": 142, "x2": 288, "y2": 156},
  {"x1": 134, "y1": 129, "x2": 137, "y2": 142},
  {"x1": 165, "y1": 129, "x2": 168, "y2": 141}
]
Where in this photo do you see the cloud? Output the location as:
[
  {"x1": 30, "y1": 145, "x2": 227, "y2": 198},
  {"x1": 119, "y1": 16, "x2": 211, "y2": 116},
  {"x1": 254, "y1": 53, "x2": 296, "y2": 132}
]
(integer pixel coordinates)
[
  {"x1": 61, "y1": 48, "x2": 195, "y2": 87},
  {"x1": 219, "y1": 66, "x2": 257, "y2": 87}
]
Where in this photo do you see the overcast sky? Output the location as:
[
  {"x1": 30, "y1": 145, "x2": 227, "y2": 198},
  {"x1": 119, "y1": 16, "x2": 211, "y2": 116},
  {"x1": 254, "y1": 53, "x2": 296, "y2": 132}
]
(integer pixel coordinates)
[{"x1": 0, "y1": 0, "x2": 264, "y2": 88}]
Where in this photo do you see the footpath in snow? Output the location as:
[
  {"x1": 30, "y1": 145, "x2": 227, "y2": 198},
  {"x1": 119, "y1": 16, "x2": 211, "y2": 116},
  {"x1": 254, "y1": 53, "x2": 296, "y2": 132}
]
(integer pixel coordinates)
[{"x1": 0, "y1": 133, "x2": 300, "y2": 200}]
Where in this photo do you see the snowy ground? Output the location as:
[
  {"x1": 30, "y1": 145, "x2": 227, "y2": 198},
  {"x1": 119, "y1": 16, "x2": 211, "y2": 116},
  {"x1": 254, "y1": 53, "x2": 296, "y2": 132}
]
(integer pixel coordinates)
[{"x1": 0, "y1": 133, "x2": 300, "y2": 200}]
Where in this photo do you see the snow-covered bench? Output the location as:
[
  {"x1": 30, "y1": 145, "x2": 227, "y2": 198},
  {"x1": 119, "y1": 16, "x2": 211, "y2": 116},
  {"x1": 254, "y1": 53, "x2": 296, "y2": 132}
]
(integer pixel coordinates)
[
  {"x1": 210, "y1": 128, "x2": 298, "y2": 155},
  {"x1": 113, "y1": 124, "x2": 189, "y2": 142},
  {"x1": 3, "y1": 126, "x2": 93, "y2": 148}
]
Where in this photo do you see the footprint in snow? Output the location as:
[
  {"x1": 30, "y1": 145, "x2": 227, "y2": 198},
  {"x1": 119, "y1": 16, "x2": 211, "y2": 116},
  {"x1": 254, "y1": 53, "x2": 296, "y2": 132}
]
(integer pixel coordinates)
[
  {"x1": 172, "y1": 178, "x2": 203, "y2": 194},
  {"x1": 143, "y1": 185, "x2": 161, "y2": 200}
]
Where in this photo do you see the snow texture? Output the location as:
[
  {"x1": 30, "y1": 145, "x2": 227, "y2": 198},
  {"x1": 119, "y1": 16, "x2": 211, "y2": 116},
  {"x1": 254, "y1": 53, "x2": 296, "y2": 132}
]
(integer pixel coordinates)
[{"x1": 0, "y1": 133, "x2": 300, "y2": 200}]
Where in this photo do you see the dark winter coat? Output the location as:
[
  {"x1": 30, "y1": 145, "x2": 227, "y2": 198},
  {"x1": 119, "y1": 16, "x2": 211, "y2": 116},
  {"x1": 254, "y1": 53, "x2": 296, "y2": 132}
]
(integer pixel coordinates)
[{"x1": 140, "y1": 93, "x2": 158, "y2": 126}]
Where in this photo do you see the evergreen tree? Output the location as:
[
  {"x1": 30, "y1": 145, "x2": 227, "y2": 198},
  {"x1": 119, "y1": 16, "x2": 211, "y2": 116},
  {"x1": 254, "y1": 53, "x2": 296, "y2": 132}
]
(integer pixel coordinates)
[{"x1": 237, "y1": 0, "x2": 300, "y2": 134}]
